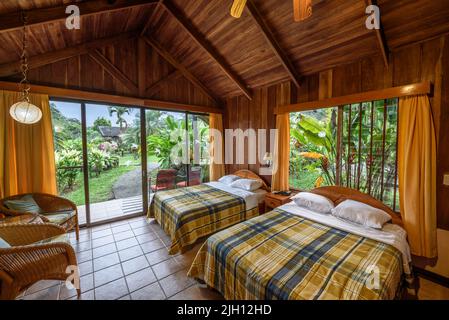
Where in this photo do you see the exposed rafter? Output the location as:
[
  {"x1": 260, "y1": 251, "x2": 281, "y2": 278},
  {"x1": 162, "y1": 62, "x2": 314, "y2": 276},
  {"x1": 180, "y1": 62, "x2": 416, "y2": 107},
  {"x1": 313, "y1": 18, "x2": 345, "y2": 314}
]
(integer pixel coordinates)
[
  {"x1": 141, "y1": 0, "x2": 165, "y2": 36},
  {"x1": 0, "y1": 0, "x2": 158, "y2": 34},
  {"x1": 366, "y1": 0, "x2": 390, "y2": 68},
  {"x1": 161, "y1": 0, "x2": 253, "y2": 100},
  {"x1": 146, "y1": 70, "x2": 182, "y2": 97},
  {"x1": 0, "y1": 32, "x2": 136, "y2": 77},
  {"x1": 88, "y1": 49, "x2": 139, "y2": 93},
  {"x1": 246, "y1": 0, "x2": 301, "y2": 88},
  {"x1": 141, "y1": 35, "x2": 220, "y2": 105}
]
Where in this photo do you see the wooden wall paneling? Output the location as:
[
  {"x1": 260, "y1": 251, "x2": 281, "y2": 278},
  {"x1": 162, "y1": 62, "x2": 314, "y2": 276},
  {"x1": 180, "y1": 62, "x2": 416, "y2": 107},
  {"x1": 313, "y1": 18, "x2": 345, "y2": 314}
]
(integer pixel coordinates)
[
  {"x1": 332, "y1": 61, "x2": 362, "y2": 97},
  {"x1": 360, "y1": 54, "x2": 393, "y2": 92},
  {"x1": 392, "y1": 44, "x2": 422, "y2": 86},
  {"x1": 319, "y1": 70, "x2": 333, "y2": 100}
]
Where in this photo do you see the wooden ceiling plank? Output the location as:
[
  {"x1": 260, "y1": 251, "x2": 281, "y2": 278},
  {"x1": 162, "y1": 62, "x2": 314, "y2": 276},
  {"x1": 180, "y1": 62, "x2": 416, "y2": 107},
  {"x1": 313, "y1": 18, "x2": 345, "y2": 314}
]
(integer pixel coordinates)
[
  {"x1": 161, "y1": 0, "x2": 253, "y2": 100},
  {"x1": 0, "y1": 0, "x2": 158, "y2": 34},
  {"x1": 146, "y1": 70, "x2": 182, "y2": 97},
  {"x1": 0, "y1": 31, "x2": 136, "y2": 77},
  {"x1": 141, "y1": 35, "x2": 220, "y2": 105},
  {"x1": 88, "y1": 49, "x2": 139, "y2": 94},
  {"x1": 246, "y1": 0, "x2": 301, "y2": 88},
  {"x1": 366, "y1": 0, "x2": 390, "y2": 68}
]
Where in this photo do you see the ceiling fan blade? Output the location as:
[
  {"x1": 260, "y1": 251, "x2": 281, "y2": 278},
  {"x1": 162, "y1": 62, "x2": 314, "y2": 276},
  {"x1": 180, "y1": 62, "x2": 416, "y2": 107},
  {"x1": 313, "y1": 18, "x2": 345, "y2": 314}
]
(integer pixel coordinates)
[
  {"x1": 230, "y1": 0, "x2": 247, "y2": 18},
  {"x1": 293, "y1": 0, "x2": 313, "y2": 22}
]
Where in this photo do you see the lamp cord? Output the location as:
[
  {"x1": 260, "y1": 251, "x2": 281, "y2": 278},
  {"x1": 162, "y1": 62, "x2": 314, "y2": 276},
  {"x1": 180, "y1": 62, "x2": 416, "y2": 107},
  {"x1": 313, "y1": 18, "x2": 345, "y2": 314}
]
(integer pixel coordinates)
[{"x1": 19, "y1": 11, "x2": 31, "y2": 103}]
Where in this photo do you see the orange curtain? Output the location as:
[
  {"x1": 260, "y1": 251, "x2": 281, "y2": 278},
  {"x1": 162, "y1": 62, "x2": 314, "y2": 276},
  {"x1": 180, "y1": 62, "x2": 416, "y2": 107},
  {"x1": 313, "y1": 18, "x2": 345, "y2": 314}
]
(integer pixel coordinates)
[
  {"x1": 209, "y1": 113, "x2": 225, "y2": 181},
  {"x1": 398, "y1": 94, "x2": 437, "y2": 258},
  {"x1": 271, "y1": 113, "x2": 290, "y2": 192},
  {"x1": 0, "y1": 90, "x2": 57, "y2": 198}
]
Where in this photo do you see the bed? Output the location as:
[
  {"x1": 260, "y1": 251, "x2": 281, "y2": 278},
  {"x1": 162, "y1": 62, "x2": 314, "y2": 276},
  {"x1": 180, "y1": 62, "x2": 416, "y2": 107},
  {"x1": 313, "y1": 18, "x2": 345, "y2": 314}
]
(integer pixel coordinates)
[
  {"x1": 148, "y1": 170, "x2": 269, "y2": 254},
  {"x1": 187, "y1": 186, "x2": 411, "y2": 300}
]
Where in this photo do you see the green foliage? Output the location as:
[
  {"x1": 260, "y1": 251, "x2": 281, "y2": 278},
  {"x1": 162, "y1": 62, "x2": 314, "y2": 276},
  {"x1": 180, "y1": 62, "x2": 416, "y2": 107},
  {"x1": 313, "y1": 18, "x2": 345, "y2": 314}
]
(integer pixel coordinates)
[
  {"x1": 55, "y1": 149, "x2": 83, "y2": 192},
  {"x1": 108, "y1": 106, "x2": 130, "y2": 129},
  {"x1": 93, "y1": 117, "x2": 112, "y2": 133}
]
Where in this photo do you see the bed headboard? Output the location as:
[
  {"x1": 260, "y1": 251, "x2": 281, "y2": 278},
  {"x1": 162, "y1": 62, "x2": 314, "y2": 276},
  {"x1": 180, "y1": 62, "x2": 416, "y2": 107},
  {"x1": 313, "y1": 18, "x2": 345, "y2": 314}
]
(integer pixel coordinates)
[
  {"x1": 233, "y1": 170, "x2": 270, "y2": 191},
  {"x1": 311, "y1": 186, "x2": 403, "y2": 227}
]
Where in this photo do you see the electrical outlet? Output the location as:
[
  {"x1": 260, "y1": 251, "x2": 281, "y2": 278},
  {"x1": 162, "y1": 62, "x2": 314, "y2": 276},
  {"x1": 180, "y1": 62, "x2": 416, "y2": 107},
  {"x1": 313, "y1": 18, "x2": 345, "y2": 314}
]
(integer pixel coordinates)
[{"x1": 444, "y1": 174, "x2": 449, "y2": 186}]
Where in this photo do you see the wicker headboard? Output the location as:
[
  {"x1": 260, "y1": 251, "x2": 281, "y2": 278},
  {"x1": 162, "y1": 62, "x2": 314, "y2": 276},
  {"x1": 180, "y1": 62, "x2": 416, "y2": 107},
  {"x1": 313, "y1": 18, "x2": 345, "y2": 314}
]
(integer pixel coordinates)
[
  {"x1": 311, "y1": 186, "x2": 403, "y2": 227},
  {"x1": 233, "y1": 170, "x2": 270, "y2": 191}
]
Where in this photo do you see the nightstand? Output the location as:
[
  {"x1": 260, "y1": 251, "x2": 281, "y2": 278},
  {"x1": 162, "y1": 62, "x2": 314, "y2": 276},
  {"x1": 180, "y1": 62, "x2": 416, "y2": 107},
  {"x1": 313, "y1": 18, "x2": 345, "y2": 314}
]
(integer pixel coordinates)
[{"x1": 264, "y1": 192, "x2": 295, "y2": 211}]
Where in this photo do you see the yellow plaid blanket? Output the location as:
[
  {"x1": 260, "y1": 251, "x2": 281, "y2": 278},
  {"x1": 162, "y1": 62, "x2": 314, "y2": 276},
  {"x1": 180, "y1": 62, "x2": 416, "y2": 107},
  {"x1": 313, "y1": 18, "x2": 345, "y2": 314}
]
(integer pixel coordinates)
[
  {"x1": 148, "y1": 184, "x2": 259, "y2": 254},
  {"x1": 188, "y1": 208, "x2": 404, "y2": 300}
]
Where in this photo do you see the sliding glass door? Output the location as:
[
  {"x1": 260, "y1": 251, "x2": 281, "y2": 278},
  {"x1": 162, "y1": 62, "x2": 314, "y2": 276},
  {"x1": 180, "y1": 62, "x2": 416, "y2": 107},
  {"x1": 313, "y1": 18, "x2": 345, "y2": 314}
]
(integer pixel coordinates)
[
  {"x1": 188, "y1": 113, "x2": 210, "y2": 184},
  {"x1": 50, "y1": 101, "x2": 87, "y2": 224},
  {"x1": 51, "y1": 99, "x2": 210, "y2": 226},
  {"x1": 85, "y1": 104, "x2": 143, "y2": 224}
]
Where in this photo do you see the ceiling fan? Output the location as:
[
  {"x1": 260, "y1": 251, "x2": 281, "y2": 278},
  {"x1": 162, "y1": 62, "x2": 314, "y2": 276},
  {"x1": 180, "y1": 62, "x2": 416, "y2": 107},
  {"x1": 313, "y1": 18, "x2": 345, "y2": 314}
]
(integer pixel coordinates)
[{"x1": 230, "y1": 0, "x2": 312, "y2": 22}]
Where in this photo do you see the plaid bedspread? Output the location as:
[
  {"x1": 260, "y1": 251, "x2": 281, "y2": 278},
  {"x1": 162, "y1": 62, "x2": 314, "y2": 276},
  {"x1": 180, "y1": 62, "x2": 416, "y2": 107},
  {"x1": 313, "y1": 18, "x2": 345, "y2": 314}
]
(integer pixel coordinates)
[
  {"x1": 188, "y1": 208, "x2": 404, "y2": 300},
  {"x1": 148, "y1": 184, "x2": 259, "y2": 255}
]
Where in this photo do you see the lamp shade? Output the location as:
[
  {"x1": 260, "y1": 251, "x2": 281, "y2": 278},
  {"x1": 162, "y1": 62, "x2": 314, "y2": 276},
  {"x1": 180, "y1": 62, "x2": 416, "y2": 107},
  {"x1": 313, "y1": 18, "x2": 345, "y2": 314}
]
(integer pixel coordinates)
[
  {"x1": 263, "y1": 152, "x2": 272, "y2": 161},
  {"x1": 10, "y1": 100, "x2": 42, "y2": 124},
  {"x1": 230, "y1": 0, "x2": 247, "y2": 18}
]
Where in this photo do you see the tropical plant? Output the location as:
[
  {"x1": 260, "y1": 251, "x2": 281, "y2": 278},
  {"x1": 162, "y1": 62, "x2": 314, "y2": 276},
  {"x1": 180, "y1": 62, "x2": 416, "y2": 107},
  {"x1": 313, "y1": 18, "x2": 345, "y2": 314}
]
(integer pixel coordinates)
[
  {"x1": 108, "y1": 106, "x2": 130, "y2": 130},
  {"x1": 55, "y1": 149, "x2": 83, "y2": 192}
]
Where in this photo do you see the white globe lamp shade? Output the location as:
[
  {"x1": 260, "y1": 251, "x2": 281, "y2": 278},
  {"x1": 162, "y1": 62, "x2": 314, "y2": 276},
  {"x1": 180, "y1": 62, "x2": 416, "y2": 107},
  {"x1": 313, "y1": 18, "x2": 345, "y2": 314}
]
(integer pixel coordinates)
[{"x1": 9, "y1": 100, "x2": 42, "y2": 124}]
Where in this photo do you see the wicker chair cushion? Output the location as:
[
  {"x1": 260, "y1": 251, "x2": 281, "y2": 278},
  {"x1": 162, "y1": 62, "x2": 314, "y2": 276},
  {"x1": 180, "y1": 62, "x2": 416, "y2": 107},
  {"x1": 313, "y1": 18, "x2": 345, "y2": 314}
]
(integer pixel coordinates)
[
  {"x1": 0, "y1": 236, "x2": 10, "y2": 248},
  {"x1": 32, "y1": 233, "x2": 70, "y2": 246},
  {"x1": 44, "y1": 210, "x2": 76, "y2": 225},
  {"x1": 4, "y1": 195, "x2": 43, "y2": 214}
]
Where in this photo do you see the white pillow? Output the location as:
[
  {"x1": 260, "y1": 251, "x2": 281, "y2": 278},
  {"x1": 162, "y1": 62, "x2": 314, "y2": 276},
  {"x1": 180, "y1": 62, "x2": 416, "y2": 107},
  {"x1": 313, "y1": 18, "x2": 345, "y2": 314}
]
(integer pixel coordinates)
[
  {"x1": 331, "y1": 199, "x2": 392, "y2": 229},
  {"x1": 218, "y1": 175, "x2": 241, "y2": 185},
  {"x1": 291, "y1": 192, "x2": 334, "y2": 214},
  {"x1": 230, "y1": 178, "x2": 263, "y2": 192}
]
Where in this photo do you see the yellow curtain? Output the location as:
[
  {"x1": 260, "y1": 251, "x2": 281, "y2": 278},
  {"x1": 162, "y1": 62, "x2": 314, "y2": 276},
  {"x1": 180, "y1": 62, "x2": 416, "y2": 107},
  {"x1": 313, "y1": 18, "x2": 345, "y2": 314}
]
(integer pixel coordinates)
[
  {"x1": 209, "y1": 113, "x2": 225, "y2": 181},
  {"x1": 398, "y1": 94, "x2": 437, "y2": 258},
  {"x1": 0, "y1": 90, "x2": 57, "y2": 198},
  {"x1": 271, "y1": 113, "x2": 290, "y2": 192}
]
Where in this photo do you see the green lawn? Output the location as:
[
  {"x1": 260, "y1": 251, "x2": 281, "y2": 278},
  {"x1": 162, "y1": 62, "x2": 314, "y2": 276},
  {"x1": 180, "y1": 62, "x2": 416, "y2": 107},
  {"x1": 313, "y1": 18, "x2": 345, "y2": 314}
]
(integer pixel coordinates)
[{"x1": 61, "y1": 154, "x2": 159, "y2": 206}]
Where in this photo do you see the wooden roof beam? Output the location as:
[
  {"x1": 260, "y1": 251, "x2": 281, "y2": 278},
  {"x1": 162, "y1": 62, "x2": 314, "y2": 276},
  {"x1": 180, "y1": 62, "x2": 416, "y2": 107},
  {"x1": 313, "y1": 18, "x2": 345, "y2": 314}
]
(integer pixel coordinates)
[
  {"x1": 161, "y1": 0, "x2": 253, "y2": 100},
  {"x1": 0, "y1": 0, "x2": 158, "y2": 34},
  {"x1": 146, "y1": 70, "x2": 182, "y2": 97},
  {"x1": 141, "y1": 35, "x2": 221, "y2": 106},
  {"x1": 246, "y1": 0, "x2": 301, "y2": 88},
  {"x1": 88, "y1": 49, "x2": 139, "y2": 94},
  {"x1": 366, "y1": 0, "x2": 390, "y2": 68},
  {"x1": 0, "y1": 32, "x2": 137, "y2": 77}
]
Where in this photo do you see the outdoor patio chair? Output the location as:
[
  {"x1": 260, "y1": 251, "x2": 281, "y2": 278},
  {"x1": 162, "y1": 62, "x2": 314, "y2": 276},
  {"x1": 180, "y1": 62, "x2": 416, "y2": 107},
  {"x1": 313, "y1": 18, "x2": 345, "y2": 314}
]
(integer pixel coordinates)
[
  {"x1": 176, "y1": 168, "x2": 202, "y2": 188},
  {"x1": 0, "y1": 193, "x2": 80, "y2": 240},
  {"x1": 0, "y1": 222, "x2": 79, "y2": 300},
  {"x1": 150, "y1": 169, "x2": 178, "y2": 193}
]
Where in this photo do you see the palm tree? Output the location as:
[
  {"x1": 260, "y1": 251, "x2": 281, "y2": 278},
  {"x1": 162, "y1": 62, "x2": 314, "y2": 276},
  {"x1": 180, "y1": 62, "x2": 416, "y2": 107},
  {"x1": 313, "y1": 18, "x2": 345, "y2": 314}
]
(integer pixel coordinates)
[{"x1": 108, "y1": 106, "x2": 130, "y2": 130}]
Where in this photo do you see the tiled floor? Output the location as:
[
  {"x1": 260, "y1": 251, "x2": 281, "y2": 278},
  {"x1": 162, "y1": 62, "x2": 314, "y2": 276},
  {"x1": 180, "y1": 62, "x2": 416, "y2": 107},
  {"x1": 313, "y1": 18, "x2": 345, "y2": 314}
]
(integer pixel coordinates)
[
  {"x1": 16, "y1": 215, "x2": 449, "y2": 300},
  {"x1": 18, "y1": 215, "x2": 223, "y2": 300}
]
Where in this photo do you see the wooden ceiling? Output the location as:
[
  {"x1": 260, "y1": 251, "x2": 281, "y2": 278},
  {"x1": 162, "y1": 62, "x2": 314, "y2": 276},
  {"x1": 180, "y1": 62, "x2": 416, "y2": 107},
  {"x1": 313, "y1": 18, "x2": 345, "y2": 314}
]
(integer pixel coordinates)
[{"x1": 0, "y1": 0, "x2": 448, "y2": 101}]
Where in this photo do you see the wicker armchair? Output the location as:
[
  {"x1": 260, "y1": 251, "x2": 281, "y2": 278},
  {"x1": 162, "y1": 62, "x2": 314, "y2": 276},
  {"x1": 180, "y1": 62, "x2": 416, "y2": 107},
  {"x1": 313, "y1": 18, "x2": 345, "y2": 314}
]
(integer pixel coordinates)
[
  {"x1": 0, "y1": 223, "x2": 80, "y2": 300},
  {"x1": 0, "y1": 193, "x2": 79, "y2": 240}
]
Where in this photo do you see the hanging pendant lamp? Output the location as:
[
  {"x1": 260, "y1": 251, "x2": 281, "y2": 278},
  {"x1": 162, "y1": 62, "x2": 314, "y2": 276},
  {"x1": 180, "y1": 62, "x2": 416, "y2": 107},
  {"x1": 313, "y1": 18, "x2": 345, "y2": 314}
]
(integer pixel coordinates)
[{"x1": 9, "y1": 12, "x2": 42, "y2": 125}]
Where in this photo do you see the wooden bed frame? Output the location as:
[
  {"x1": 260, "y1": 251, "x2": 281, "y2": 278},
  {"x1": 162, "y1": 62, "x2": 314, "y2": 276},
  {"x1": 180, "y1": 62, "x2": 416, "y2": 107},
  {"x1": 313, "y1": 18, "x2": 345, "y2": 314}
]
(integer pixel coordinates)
[
  {"x1": 311, "y1": 186, "x2": 403, "y2": 227},
  {"x1": 233, "y1": 169, "x2": 270, "y2": 191}
]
